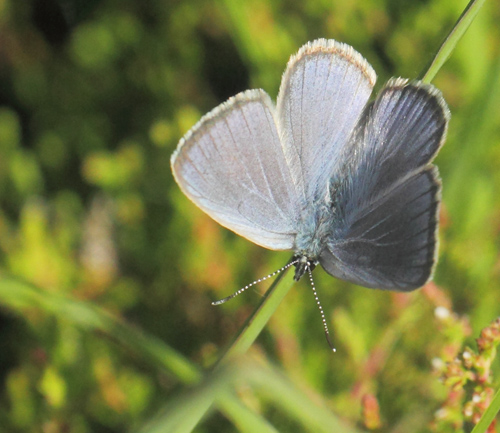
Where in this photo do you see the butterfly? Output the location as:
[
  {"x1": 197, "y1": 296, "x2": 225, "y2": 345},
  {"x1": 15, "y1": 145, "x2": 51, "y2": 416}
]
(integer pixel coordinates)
[{"x1": 171, "y1": 38, "x2": 449, "y2": 293}]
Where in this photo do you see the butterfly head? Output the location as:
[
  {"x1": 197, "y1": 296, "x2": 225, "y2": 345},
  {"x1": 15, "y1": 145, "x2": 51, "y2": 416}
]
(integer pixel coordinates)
[{"x1": 293, "y1": 255, "x2": 319, "y2": 281}]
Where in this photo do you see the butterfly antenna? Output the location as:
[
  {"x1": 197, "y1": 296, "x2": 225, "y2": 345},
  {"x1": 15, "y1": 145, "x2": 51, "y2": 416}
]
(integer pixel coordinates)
[
  {"x1": 212, "y1": 259, "x2": 299, "y2": 305},
  {"x1": 306, "y1": 264, "x2": 336, "y2": 352}
]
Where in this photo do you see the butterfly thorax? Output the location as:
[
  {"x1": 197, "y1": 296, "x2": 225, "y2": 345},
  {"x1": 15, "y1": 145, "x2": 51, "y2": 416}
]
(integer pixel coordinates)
[{"x1": 292, "y1": 201, "x2": 334, "y2": 280}]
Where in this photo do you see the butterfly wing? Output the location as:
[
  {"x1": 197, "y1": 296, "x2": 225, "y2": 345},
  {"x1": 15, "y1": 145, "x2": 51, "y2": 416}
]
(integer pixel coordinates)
[
  {"x1": 171, "y1": 89, "x2": 298, "y2": 250},
  {"x1": 320, "y1": 79, "x2": 450, "y2": 290},
  {"x1": 276, "y1": 39, "x2": 376, "y2": 205}
]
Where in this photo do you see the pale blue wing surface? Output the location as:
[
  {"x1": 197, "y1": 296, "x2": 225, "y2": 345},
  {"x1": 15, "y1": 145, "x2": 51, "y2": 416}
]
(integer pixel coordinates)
[
  {"x1": 276, "y1": 39, "x2": 376, "y2": 205},
  {"x1": 171, "y1": 89, "x2": 298, "y2": 250},
  {"x1": 320, "y1": 80, "x2": 450, "y2": 290}
]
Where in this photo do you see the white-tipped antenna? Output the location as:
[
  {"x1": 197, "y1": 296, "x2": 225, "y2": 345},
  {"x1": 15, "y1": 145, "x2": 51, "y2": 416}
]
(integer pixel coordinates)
[
  {"x1": 306, "y1": 263, "x2": 336, "y2": 352},
  {"x1": 212, "y1": 259, "x2": 299, "y2": 305}
]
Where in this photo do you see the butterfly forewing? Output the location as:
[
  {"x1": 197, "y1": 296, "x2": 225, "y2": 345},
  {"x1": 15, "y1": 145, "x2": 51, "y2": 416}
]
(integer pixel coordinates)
[
  {"x1": 348, "y1": 78, "x2": 449, "y2": 193},
  {"x1": 276, "y1": 39, "x2": 377, "y2": 204},
  {"x1": 171, "y1": 89, "x2": 298, "y2": 250}
]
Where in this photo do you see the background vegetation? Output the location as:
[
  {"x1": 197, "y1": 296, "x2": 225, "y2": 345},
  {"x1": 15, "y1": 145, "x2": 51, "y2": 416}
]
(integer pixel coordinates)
[{"x1": 0, "y1": 0, "x2": 499, "y2": 432}]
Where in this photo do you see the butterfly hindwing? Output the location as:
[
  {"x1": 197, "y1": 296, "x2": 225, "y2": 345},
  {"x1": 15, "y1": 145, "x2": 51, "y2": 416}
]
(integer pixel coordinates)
[{"x1": 321, "y1": 167, "x2": 441, "y2": 290}]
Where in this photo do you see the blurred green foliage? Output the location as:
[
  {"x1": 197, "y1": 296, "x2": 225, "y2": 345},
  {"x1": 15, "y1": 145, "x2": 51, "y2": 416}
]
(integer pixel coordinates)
[{"x1": 0, "y1": 0, "x2": 499, "y2": 432}]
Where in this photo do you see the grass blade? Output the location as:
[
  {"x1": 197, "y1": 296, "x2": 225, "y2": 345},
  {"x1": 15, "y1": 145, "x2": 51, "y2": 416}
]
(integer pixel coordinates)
[
  {"x1": 215, "y1": 262, "x2": 295, "y2": 363},
  {"x1": 420, "y1": 0, "x2": 487, "y2": 83},
  {"x1": 470, "y1": 386, "x2": 500, "y2": 433}
]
